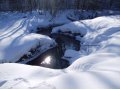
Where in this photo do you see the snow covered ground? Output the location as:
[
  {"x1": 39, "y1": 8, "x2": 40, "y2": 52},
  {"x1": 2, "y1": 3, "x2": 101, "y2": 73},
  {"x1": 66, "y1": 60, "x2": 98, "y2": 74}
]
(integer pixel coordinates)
[{"x1": 0, "y1": 11, "x2": 120, "y2": 89}]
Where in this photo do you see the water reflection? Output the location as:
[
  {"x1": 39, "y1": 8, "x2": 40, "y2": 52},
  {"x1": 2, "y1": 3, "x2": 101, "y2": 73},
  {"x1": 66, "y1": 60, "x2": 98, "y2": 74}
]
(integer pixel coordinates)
[{"x1": 41, "y1": 56, "x2": 51, "y2": 65}]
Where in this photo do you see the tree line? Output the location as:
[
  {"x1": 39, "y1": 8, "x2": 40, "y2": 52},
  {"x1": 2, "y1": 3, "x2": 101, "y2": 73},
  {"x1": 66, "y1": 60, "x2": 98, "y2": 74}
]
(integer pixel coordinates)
[{"x1": 0, "y1": 0, "x2": 120, "y2": 15}]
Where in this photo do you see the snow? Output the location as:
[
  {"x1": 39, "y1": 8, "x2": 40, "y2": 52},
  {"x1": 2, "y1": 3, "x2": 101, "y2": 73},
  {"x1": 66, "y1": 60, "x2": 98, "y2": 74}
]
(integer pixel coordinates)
[
  {"x1": 0, "y1": 33, "x2": 56, "y2": 63},
  {"x1": 0, "y1": 11, "x2": 120, "y2": 89},
  {"x1": 52, "y1": 15, "x2": 120, "y2": 56},
  {"x1": 0, "y1": 60, "x2": 120, "y2": 89},
  {"x1": 81, "y1": 16, "x2": 120, "y2": 55},
  {"x1": 0, "y1": 11, "x2": 71, "y2": 63},
  {"x1": 0, "y1": 63, "x2": 63, "y2": 89},
  {"x1": 63, "y1": 49, "x2": 80, "y2": 64},
  {"x1": 0, "y1": 12, "x2": 56, "y2": 63},
  {"x1": 52, "y1": 21, "x2": 87, "y2": 36}
]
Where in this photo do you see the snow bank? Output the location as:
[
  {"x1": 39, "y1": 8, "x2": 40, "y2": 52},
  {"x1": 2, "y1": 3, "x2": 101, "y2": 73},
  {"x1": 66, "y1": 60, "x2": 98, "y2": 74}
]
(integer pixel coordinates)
[
  {"x1": 0, "y1": 57, "x2": 120, "y2": 89},
  {"x1": 0, "y1": 63, "x2": 63, "y2": 89},
  {"x1": 0, "y1": 33, "x2": 56, "y2": 63},
  {"x1": 52, "y1": 21, "x2": 87, "y2": 36},
  {"x1": 81, "y1": 16, "x2": 120, "y2": 54},
  {"x1": 67, "y1": 15, "x2": 120, "y2": 74},
  {"x1": 52, "y1": 15, "x2": 120, "y2": 61},
  {"x1": 68, "y1": 53, "x2": 120, "y2": 71}
]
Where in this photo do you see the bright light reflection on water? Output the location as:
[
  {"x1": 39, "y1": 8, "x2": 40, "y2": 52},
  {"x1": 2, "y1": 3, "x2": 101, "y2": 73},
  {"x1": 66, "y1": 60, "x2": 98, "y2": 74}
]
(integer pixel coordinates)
[{"x1": 41, "y1": 56, "x2": 51, "y2": 64}]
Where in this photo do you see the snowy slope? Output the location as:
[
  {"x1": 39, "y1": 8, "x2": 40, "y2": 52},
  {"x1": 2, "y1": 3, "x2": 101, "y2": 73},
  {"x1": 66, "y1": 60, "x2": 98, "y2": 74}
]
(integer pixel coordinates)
[
  {"x1": 0, "y1": 58, "x2": 120, "y2": 89},
  {"x1": 0, "y1": 14, "x2": 120, "y2": 89}
]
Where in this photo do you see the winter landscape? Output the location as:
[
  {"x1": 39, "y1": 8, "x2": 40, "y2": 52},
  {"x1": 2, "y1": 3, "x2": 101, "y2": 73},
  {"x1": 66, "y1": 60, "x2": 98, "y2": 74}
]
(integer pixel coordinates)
[{"x1": 0, "y1": 0, "x2": 120, "y2": 89}]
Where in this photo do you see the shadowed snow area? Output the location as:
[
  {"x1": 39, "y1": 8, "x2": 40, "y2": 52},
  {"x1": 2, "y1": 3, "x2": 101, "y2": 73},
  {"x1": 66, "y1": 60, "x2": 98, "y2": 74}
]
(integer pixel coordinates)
[{"x1": 0, "y1": 12, "x2": 120, "y2": 89}]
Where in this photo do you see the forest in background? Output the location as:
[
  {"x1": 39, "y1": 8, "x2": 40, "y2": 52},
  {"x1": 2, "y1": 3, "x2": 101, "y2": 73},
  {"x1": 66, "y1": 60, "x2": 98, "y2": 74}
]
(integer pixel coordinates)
[{"x1": 0, "y1": 0, "x2": 120, "y2": 16}]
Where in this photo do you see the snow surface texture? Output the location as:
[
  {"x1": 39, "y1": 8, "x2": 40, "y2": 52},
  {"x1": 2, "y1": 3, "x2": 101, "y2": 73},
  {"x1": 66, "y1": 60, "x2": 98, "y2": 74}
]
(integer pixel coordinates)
[{"x1": 0, "y1": 12, "x2": 120, "y2": 89}]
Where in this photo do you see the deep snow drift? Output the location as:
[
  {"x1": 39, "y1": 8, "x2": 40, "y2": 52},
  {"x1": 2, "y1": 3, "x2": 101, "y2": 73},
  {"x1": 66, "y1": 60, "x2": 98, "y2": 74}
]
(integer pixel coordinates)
[{"x1": 0, "y1": 12, "x2": 120, "y2": 89}]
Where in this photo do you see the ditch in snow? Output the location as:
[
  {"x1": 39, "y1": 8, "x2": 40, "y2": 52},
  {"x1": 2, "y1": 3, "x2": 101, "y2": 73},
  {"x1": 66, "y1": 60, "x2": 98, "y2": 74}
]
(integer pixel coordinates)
[{"x1": 27, "y1": 25, "x2": 80, "y2": 69}]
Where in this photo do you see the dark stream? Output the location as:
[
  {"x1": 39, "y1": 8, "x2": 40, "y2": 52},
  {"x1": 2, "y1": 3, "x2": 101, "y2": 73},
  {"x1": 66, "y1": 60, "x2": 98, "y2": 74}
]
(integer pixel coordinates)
[
  {"x1": 27, "y1": 25, "x2": 80, "y2": 69},
  {"x1": 28, "y1": 46, "x2": 69, "y2": 69}
]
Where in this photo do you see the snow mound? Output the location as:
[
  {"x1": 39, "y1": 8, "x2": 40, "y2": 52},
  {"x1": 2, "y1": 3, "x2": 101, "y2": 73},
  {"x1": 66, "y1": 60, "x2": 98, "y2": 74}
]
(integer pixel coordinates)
[
  {"x1": 68, "y1": 53, "x2": 120, "y2": 71},
  {"x1": 52, "y1": 21, "x2": 88, "y2": 36},
  {"x1": 0, "y1": 63, "x2": 63, "y2": 89},
  {"x1": 81, "y1": 16, "x2": 120, "y2": 54},
  {"x1": 67, "y1": 15, "x2": 120, "y2": 72},
  {"x1": 0, "y1": 33, "x2": 56, "y2": 63}
]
